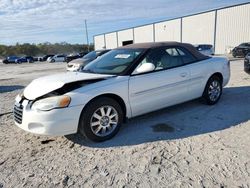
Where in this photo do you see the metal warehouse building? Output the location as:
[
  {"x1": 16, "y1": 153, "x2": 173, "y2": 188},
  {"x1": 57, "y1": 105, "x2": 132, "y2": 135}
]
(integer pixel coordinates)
[{"x1": 94, "y1": 2, "x2": 250, "y2": 54}]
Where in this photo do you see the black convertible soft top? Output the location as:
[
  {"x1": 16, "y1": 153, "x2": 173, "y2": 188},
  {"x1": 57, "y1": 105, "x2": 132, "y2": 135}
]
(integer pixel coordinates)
[{"x1": 118, "y1": 42, "x2": 209, "y2": 61}]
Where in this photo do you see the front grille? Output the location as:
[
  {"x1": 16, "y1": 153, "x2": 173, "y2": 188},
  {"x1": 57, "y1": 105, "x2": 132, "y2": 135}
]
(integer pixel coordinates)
[{"x1": 13, "y1": 104, "x2": 23, "y2": 124}]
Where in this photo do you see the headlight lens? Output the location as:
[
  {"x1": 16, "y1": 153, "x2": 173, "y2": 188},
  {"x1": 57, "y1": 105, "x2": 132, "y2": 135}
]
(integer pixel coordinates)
[
  {"x1": 73, "y1": 64, "x2": 80, "y2": 68},
  {"x1": 32, "y1": 95, "x2": 71, "y2": 111}
]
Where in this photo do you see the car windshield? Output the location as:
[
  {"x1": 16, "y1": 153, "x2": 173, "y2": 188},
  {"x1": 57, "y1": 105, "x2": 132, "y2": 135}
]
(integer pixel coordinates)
[
  {"x1": 83, "y1": 51, "x2": 97, "y2": 59},
  {"x1": 82, "y1": 49, "x2": 144, "y2": 75},
  {"x1": 240, "y1": 43, "x2": 250, "y2": 47}
]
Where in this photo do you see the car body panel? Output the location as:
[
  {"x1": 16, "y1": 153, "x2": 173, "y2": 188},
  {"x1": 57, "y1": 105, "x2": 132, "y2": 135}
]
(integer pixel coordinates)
[
  {"x1": 48, "y1": 54, "x2": 66, "y2": 62},
  {"x1": 23, "y1": 72, "x2": 114, "y2": 100},
  {"x1": 186, "y1": 56, "x2": 230, "y2": 98},
  {"x1": 4, "y1": 56, "x2": 20, "y2": 63},
  {"x1": 129, "y1": 66, "x2": 190, "y2": 116},
  {"x1": 16, "y1": 56, "x2": 34, "y2": 63},
  {"x1": 194, "y1": 44, "x2": 214, "y2": 56}
]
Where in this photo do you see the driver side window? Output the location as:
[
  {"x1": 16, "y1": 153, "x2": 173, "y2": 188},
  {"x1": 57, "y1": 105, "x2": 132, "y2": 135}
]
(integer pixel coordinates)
[{"x1": 133, "y1": 48, "x2": 166, "y2": 75}]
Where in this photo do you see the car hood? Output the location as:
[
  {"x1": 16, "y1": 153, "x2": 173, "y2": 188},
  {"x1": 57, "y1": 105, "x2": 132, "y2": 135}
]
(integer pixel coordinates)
[
  {"x1": 23, "y1": 72, "x2": 113, "y2": 100},
  {"x1": 68, "y1": 58, "x2": 92, "y2": 65}
]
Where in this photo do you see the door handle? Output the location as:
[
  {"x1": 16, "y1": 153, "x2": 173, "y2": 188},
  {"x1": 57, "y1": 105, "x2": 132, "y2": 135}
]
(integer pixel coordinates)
[{"x1": 180, "y1": 72, "x2": 188, "y2": 77}]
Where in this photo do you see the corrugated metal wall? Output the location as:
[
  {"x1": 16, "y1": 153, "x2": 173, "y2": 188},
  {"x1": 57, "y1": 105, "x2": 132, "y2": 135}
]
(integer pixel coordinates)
[
  {"x1": 134, "y1": 25, "x2": 154, "y2": 43},
  {"x1": 215, "y1": 3, "x2": 250, "y2": 54},
  {"x1": 182, "y1": 12, "x2": 215, "y2": 45},
  {"x1": 117, "y1": 29, "x2": 133, "y2": 47},
  {"x1": 105, "y1": 32, "x2": 118, "y2": 49},
  {"x1": 94, "y1": 35, "x2": 105, "y2": 50},
  {"x1": 155, "y1": 19, "x2": 181, "y2": 42},
  {"x1": 94, "y1": 3, "x2": 250, "y2": 54}
]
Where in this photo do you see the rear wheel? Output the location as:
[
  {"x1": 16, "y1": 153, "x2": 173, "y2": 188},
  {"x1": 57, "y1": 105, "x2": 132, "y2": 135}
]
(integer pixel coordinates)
[
  {"x1": 79, "y1": 97, "x2": 123, "y2": 142},
  {"x1": 203, "y1": 76, "x2": 222, "y2": 105}
]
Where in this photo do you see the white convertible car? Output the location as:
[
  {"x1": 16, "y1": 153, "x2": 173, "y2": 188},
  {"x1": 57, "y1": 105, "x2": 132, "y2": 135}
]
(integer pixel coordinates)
[{"x1": 14, "y1": 42, "x2": 230, "y2": 142}]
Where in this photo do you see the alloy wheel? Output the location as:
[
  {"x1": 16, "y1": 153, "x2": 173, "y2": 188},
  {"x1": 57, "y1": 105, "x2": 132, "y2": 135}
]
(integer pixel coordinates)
[
  {"x1": 90, "y1": 106, "x2": 119, "y2": 137},
  {"x1": 208, "y1": 80, "x2": 221, "y2": 102}
]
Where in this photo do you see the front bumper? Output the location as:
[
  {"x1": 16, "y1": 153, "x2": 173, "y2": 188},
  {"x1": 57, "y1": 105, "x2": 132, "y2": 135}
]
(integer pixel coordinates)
[{"x1": 14, "y1": 98, "x2": 84, "y2": 136}]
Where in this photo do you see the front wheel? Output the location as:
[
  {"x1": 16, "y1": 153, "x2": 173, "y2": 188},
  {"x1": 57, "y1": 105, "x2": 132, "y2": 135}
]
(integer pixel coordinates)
[
  {"x1": 203, "y1": 76, "x2": 222, "y2": 105},
  {"x1": 79, "y1": 97, "x2": 124, "y2": 142}
]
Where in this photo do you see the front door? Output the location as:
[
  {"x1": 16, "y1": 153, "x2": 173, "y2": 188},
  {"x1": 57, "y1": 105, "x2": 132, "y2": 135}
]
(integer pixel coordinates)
[{"x1": 129, "y1": 47, "x2": 191, "y2": 117}]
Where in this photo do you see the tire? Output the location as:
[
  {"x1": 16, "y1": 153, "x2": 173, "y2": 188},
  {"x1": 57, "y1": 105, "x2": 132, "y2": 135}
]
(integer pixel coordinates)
[
  {"x1": 51, "y1": 59, "x2": 55, "y2": 63},
  {"x1": 3, "y1": 60, "x2": 8, "y2": 64},
  {"x1": 79, "y1": 97, "x2": 124, "y2": 142},
  {"x1": 203, "y1": 76, "x2": 222, "y2": 105}
]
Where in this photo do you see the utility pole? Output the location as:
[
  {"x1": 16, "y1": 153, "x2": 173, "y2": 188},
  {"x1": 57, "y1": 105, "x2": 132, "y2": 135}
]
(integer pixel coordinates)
[{"x1": 84, "y1": 19, "x2": 89, "y2": 52}]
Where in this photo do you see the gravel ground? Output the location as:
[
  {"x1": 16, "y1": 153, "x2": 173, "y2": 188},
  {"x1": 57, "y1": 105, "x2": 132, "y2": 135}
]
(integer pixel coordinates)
[{"x1": 0, "y1": 60, "x2": 250, "y2": 188}]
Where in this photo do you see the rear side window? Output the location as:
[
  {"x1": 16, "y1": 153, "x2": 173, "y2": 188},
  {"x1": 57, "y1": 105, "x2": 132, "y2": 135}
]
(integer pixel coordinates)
[{"x1": 176, "y1": 47, "x2": 197, "y2": 64}]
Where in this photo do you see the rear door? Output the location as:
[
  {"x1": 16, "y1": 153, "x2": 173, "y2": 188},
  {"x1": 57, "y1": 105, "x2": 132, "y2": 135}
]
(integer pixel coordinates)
[
  {"x1": 129, "y1": 47, "x2": 191, "y2": 117},
  {"x1": 177, "y1": 47, "x2": 211, "y2": 99}
]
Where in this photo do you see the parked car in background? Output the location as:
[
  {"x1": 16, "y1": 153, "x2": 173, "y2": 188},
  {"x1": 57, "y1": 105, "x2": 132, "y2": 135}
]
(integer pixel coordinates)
[
  {"x1": 15, "y1": 56, "x2": 34, "y2": 63},
  {"x1": 232, "y1": 43, "x2": 250, "y2": 58},
  {"x1": 14, "y1": 42, "x2": 230, "y2": 142},
  {"x1": 3, "y1": 56, "x2": 20, "y2": 64},
  {"x1": 40, "y1": 54, "x2": 55, "y2": 62},
  {"x1": 66, "y1": 52, "x2": 88, "y2": 63},
  {"x1": 67, "y1": 50, "x2": 110, "y2": 71},
  {"x1": 244, "y1": 53, "x2": 250, "y2": 74},
  {"x1": 33, "y1": 57, "x2": 39, "y2": 62},
  {"x1": 194, "y1": 44, "x2": 214, "y2": 56},
  {"x1": 47, "y1": 54, "x2": 66, "y2": 63}
]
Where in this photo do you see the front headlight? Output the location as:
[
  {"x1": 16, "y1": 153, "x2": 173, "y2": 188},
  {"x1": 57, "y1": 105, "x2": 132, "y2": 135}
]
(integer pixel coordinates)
[
  {"x1": 32, "y1": 95, "x2": 71, "y2": 111},
  {"x1": 15, "y1": 91, "x2": 24, "y2": 102},
  {"x1": 73, "y1": 64, "x2": 80, "y2": 69}
]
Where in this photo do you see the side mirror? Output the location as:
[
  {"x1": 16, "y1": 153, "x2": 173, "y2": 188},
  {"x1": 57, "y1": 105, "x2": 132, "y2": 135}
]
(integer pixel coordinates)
[{"x1": 133, "y1": 63, "x2": 155, "y2": 75}]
